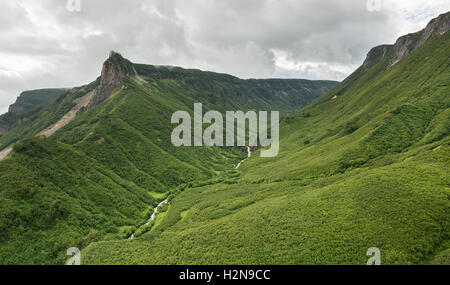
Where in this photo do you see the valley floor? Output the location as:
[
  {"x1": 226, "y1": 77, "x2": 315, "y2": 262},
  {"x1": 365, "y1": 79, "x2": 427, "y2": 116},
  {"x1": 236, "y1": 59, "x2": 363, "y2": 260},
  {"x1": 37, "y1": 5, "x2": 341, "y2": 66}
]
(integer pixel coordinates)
[{"x1": 81, "y1": 139, "x2": 450, "y2": 265}]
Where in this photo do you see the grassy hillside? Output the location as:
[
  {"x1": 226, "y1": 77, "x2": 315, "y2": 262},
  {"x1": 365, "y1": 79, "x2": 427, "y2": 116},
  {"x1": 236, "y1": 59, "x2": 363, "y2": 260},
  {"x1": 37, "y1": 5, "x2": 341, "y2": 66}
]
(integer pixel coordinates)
[
  {"x1": 0, "y1": 137, "x2": 156, "y2": 264},
  {"x1": 82, "y1": 26, "x2": 449, "y2": 265}
]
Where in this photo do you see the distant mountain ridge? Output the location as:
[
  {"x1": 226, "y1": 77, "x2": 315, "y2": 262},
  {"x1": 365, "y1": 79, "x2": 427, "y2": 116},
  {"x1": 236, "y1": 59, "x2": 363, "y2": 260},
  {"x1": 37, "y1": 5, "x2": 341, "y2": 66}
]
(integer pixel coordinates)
[
  {"x1": 0, "y1": 88, "x2": 66, "y2": 135},
  {"x1": 87, "y1": 50, "x2": 339, "y2": 113},
  {"x1": 0, "y1": 52, "x2": 337, "y2": 150}
]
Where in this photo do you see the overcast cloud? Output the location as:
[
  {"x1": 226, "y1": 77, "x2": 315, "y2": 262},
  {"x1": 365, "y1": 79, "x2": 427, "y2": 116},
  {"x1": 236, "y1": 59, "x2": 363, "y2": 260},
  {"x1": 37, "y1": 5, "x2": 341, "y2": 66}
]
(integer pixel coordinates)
[{"x1": 0, "y1": 0, "x2": 449, "y2": 114}]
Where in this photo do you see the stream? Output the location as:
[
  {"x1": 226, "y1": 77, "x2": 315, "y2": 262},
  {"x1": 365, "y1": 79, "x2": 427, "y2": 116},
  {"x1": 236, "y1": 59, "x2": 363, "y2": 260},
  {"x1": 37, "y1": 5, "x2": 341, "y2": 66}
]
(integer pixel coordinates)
[
  {"x1": 127, "y1": 199, "x2": 168, "y2": 240},
  {"x1": 235, "y1": 146, "x2": 252, "y2": 169}
]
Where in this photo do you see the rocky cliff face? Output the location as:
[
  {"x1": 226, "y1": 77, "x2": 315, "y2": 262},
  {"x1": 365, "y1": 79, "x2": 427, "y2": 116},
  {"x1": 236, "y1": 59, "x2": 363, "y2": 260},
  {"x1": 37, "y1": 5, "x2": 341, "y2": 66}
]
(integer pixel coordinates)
[
  {"x1": 88, "y1": 51, "x2": 138, "y2": 108},
  {"x1": 362, "y1": 12, "x2": 449, "y2": 69},
  {"x1": 363, "y1": 44, "x2": 392, "y2": 69},
  {"x1": 391, "y1": 11, "x2": 449, "y2": 65}
]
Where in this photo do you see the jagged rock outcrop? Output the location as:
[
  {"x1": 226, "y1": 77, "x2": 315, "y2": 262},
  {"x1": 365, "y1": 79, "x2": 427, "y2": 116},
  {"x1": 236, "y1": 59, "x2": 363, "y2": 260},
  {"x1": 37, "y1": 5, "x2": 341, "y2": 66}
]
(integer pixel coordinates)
[
  {"x1": 88, "y1": 51, "x2": 138, "y2": 108},
  {"x1": 363, "y1": 44, "x2": 392, "y2": 69},
  {"x1": 362, "y1": 11, "x2": 449, "y2": 69},
  {"x1": 390, "y1": 12, "x2": 449, "y2": 65}
]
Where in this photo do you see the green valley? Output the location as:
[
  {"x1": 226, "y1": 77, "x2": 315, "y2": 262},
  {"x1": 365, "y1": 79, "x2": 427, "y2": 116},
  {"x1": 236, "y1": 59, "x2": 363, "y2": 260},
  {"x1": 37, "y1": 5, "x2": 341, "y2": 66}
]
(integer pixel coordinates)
[
  {"x1": 81, "y1": 12, "x2": 450, "y2": 265},
  {"x1": 0, "y1": 11, "x2": 448, "y2": 266}
]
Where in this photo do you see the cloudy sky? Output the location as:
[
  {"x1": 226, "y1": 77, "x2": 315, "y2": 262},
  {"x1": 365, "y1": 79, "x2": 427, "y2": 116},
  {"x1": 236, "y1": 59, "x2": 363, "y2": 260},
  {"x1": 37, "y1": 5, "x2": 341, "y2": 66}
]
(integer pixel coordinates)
[{"x1": 0, "y1": 0, "x2": 449, "y2": 114}]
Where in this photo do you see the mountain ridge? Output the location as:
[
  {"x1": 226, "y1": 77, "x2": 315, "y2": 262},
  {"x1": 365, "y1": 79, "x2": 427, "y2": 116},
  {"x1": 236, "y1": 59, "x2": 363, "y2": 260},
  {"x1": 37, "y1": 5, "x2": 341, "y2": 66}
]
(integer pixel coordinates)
[
  {"x1": 363, "y1": 11, "x2": 449, "y2": 68},
  {"x1": 0, "y1": 53, "x2": 337, "y2": 152}
]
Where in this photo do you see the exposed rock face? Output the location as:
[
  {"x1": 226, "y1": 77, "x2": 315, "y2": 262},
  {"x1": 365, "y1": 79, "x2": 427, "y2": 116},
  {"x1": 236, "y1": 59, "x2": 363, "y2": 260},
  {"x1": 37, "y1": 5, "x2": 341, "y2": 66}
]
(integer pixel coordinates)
[
  {"x1": 391, "y1": 11, "x2": 449, "y2": 65},
  {"x1": 362, "y1": 12, "x2": 449, "y2": 68},
  {"x1": 363, "y1": 44, "x2": 392, "y2": 69},
  {"x1": 88, "y1": 51, "x2": 138, "y2": 108},
  {"x1": 8, "y1": 105, "x2": 25, "y2": 114}
]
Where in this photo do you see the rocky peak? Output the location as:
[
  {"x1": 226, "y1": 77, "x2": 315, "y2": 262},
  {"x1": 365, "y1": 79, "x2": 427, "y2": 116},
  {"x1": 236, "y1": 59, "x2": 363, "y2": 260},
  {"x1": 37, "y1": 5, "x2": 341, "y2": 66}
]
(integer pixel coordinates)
[
  {"x1": 88, "y1": 51, "x2": 138, "y2": 108},
  {"x1": 363, "y1": 44, "x2": 392, "y2": 69},
  {"x1": 362, "y1": 11, "x2": 449, "y2": 69}
]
